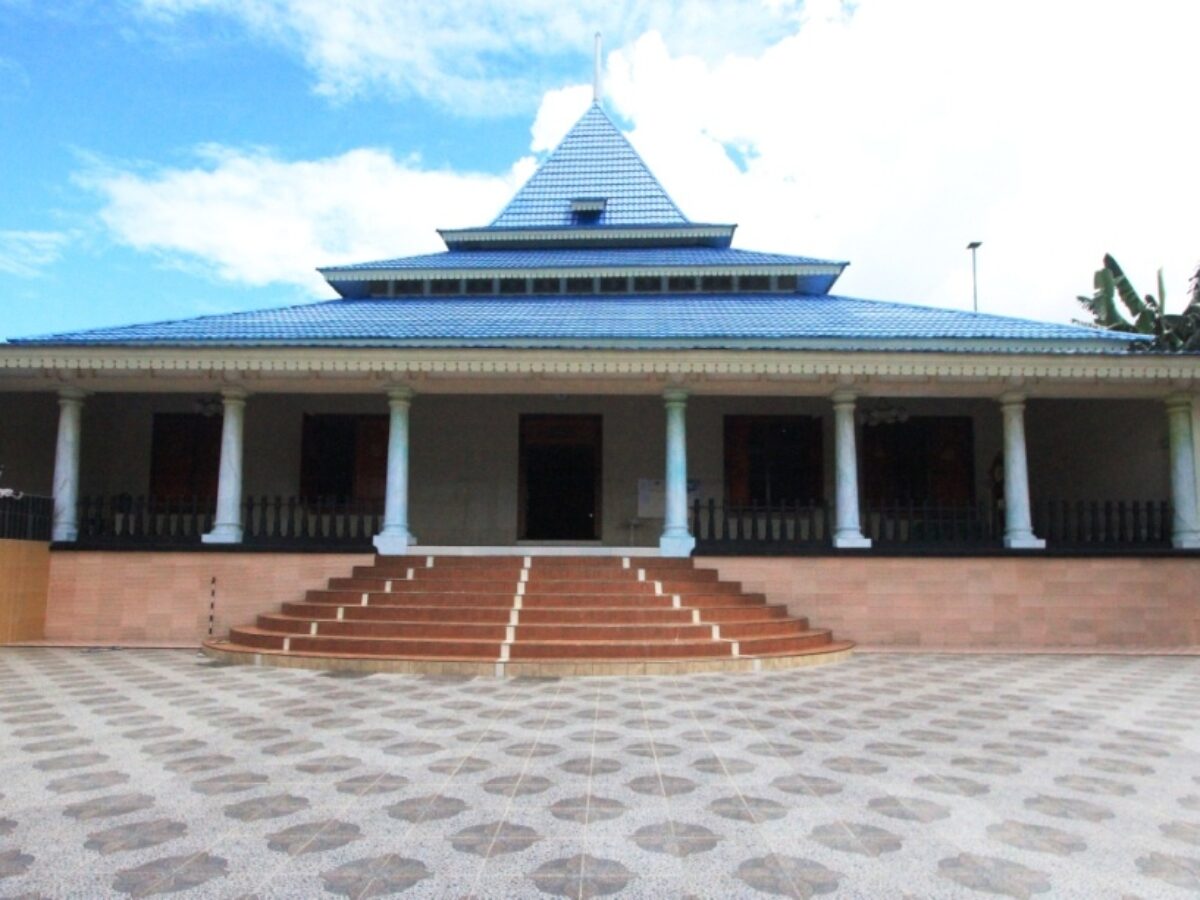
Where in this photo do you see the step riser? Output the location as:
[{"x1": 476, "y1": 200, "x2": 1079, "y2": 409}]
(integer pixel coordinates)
[{"x1": 223, "y1": 555, "x2": 847, "y2": 666}]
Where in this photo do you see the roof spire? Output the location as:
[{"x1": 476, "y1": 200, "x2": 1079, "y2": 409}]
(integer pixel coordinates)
[{"x1": 593, "y1": 32, "x2": 602, "y2": 104}]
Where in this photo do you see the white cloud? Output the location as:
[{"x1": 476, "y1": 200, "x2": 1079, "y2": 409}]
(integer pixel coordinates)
[
  {"x1": 133, "y1": 0, "x2": 803, "y2": 113},
  {"x1": 591, "y1": 1, "x2": 1200, "y2": 323},
  {"x1": 0, "y1": 230, "x2": 70, "y2": 277},
  {"x1": 83, "y1": 146, "x2": 532, "y2": 293},
  {"x1": 94, "y1": 0, "x2": 1199, "y2": 326}
]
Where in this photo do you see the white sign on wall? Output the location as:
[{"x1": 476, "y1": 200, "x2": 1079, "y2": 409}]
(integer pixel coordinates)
[{"x1": 637, "y1": 478, "x2": 701, "y2": 518}]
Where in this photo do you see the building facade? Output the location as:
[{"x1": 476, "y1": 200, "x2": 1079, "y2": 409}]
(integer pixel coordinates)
[{"x1": 2, "y1": 102, "x2": 1199, "y2": 654}]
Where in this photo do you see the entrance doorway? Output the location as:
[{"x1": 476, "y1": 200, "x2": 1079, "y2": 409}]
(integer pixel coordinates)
[{"x1": 519, "y1": 415, "x2": 602, "y2": 540}]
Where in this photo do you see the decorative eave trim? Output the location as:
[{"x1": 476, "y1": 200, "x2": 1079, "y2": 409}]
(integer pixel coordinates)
[
  {"x1": 320, "y1": 263, "x2": 846, "y2": 282},
  {"x1": 1, "y1": 346, "x2": 1197, "y2": 388},
  {"x1": 436, "y1": 224, "x2": 738, "y2": 246}
]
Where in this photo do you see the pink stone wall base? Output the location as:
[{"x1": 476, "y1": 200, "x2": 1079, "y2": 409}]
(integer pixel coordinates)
[
  {"x1": 45, "y1": 552, "x2": 373, "y2": 644},
  {"x1": 697, "y1": 556, "x2": 1200, "y2": 651}
]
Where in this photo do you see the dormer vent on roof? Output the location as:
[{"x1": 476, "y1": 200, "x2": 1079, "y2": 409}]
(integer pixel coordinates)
[{"x1": 570, "y1": 197, "x2": 607, "y2": 224}]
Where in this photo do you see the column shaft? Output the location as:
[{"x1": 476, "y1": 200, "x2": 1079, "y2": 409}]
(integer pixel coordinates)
[
  {"x1": 202, "y1": 390, "x2": 246, "y2": 544},
  {"x1": 1000, "y1": 394, "x2": 1044, "y2": 549},
  {"x1": 1166, "y1": 395, "x2": 1200, "y2": 549},
  {"x1": 659, "y1": 389, "x2": 695, "y2": 557},
  {"x1": 374, "y1": 387, "x2": 416, "y2": 555},
  {"x1": 51, "y1": 388, "x2": 85, "y2": 542},
  {"x1": 832, "y1": 392, "x2": 871, "y2": 548}
]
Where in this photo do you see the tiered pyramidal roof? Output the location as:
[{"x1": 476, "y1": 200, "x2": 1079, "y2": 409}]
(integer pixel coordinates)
[{"x1": 12, "y1": 102, "x2": 1133, "y2": 352}]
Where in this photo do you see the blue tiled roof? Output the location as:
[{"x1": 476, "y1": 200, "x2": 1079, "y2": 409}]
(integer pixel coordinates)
[
  {"x1": 13, "y1": 294, "x2": 1138, "y2": 351},
  {"x1": 490, "y1": 103, "x2": 688, "y2": 228},
  {"x1": 322, "y1": 246, "x2": 843, "y2": 275}
]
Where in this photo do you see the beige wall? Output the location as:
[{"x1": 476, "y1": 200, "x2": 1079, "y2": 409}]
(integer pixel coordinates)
[
  {"x1": 0, "y1": 539, "x2": 49, "y2": 642},
  {"x1": 701, "y1": 555, "x2": 1200, "y2": 650},
  {"x1": 0, "y1": 391, "x2": 1174, "y2": 546}
]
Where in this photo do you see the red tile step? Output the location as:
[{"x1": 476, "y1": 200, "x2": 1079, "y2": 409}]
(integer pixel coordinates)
[{"x1": 206, "y1": 554, "x2": 853, "y2": 673}]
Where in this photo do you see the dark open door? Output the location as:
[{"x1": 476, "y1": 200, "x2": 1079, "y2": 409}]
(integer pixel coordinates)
[{"x1": 519, "y1": 415, "x2": 602, "y2": 540}]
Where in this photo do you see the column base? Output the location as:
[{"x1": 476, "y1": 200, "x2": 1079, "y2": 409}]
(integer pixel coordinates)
[
  {"x1": 374, "y1": 531, "x2": 416, "y2": 556},
  {"x1": 202, "y1": 526, "x2": 243, "y2": 545},
  {"x1": 1004, "y1": 535, "x2": 1046, "y2": 550},
  {"x1": 659, "y1": 532, "x2": 696, "y2": 558},
  {"x1": 833, "y1": 531, "x2": 872, "y2": 549},
  {"x1": 51, "y1": 525, "x2": 78, "y2": 543},
  {"x1": 1172, "y1": 532, "x2": 1200, "y2": 550}
]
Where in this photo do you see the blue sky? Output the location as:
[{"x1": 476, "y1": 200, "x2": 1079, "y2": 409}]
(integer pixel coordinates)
[{"x1": 2, "y1": 0, "x2": 1197, "y2": 340}]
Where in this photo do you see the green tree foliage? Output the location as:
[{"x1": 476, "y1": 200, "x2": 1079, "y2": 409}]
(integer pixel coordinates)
[{"x1": 1076, "y1": 254, "x2": 1200, "y2": 351}]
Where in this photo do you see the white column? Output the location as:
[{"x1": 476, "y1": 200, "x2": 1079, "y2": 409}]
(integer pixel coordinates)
[
  {"x1": 51, "y1": 387, "x2": 86, "y2": 542},
  {"x1": 831, "y1": 391, "x2": 871, "y2": 548},
  {"x1": 999, "y1": 393, "x2": 1045, "y2": 549},
  {"x1": 374, "y1": 386, "x2": 416, "y2": 555},
  {"x1": 202, "y1": 388, "x2": 247, "y2": 544},
  {"x1": 659, "y1": 389, "x2": 695, "y2": 557},
  {"x1": 1165, "y1": 394, "x2": 1200, "y2": 549}
]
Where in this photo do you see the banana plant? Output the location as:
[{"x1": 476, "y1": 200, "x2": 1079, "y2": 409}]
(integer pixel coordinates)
[{"x1": 1076, "y1": 254, "x2": 1200, "y2": 352}]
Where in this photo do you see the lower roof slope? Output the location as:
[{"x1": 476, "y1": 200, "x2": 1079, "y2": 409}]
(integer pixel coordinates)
[{"x1": 11, "y1": 294, "x2": 1137, "y2": 353}]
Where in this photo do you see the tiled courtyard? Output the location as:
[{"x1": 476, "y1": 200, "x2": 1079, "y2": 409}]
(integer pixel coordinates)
[{"x1": 1, "y1": 650, "x2": 1198, "y2": 898}]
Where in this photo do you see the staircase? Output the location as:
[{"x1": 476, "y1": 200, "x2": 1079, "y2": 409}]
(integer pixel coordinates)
[{"x1": 203, "y1": 555, "x2": 852, "y2": 675}]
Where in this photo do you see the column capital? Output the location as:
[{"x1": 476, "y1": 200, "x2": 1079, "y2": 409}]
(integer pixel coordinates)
[
  {"x1": 386, "y1": 385, "x2": 415, "y2": 404},
  {"x1": 830, "y1": 389, "x2": 857, "y2": 407},
  {"x1": 662, "y1": 388, "x2": 689, "y2": 405},
  {"x1": 998, "y1": 391, "x2": 1026, "y2": 408},
  {"x1": 219, "y1": 386, "x2": 248, "y2": 403},
  {"x1": 57, "y1": 386, "x2": 87, "y2": 403},
  {"x1": 1164, "y1": 393, "x2": 1196, "y2": 413}
]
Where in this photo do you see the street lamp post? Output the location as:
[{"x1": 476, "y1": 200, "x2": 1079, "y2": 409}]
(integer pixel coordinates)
[{"x1": 967, "y1": 241, "x2": 982, "y2": 312}]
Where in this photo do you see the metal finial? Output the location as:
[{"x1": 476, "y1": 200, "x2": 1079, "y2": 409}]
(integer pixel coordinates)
[{"x1": 593, "y1": 32, "x2": 602, "y2": 103}]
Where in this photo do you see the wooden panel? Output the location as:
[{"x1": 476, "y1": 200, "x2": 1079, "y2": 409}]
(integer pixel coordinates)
[
  {"x1": 724, "y1": 416, "x2": 823, "y2": 506},
  {"x1": 149, "y1": 414, "x2": 221, "y2": 500},
  {"x1": 0, "y1": 539, "x2": 49, "y2": 643}
]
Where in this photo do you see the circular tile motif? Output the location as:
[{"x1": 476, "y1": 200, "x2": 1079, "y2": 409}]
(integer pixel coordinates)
[
  {"x1": 1136, "y1": 852, "x2": 1200, "y2": 890},
  {"x1": 914, "y1": 775, "x2": 989, "y2": 797},
  {"x1": 710, "y1": 795, "x2": 787, "y2": 823},
  {"x1": 987, "y1": 820, "x2": 1086, "y2": 856},
  {"x1": 336, "y1": 773, "x2": 408, "y2": 795},
  {"x1": 483, "y1": 774, "x2": 553, "y2": 796},
  {"x1": 734, "y1": 854, "x2": 841, "y2": 898},
  {"x1": 295, "y1": 755, "x2": 362, "y2": 774},
  {"x1": 561, "y1": 756, "x2": 621, "y2": 776},
  {"x1": 938, "y1": 852, "x2": 1051, "y2": 898},
  {"x1": 64, "y1": 793, "x2": 155, "y2": 821},
  {"x1": 224, "y1": 793, "x2": 309, "y2": 822},
  {"x1": 0, "y1": 848, "x2": 34, "y2": 879},
  {"x1": 549, "y1": 795, "x2": 627, "y2": 824},
  {"x1": 112, "y1": 852, "x2": 228, "y2": 896},
  {"x1": 772, "y1": 773, "x2": 843, "y2": 797},
  {"x1": 1023, "y1": 794, "x2": 1113, "y2": 822},
  {"x1": 530, "y1": 853, "x2": 632, "y2": 899},
  {"x1": 450, "y1": 821, "x2": 540, "y2": 856},
  {"x1": 85, "y1": 818, "x2": 187, "y2": 855},
  {"x1": 627, "y1": 774, "x2": 697, "y2": 796},
  {"x1": 810, "y1": 822, "x2": 902, "y2": 857},
  {"x1": 867, "y1": 795, "x2": 949, "y2": 823},
  {"x1": 267, "y1": 820, "x2": 362, "y2": 856},
  {"x1": 630, "y1": 821, "x2": 720, "y2": 856},
  {"x1": 321, "y1": 855, "x2": 431, "y2": 897},
  {"x1": 192, "y1": 772, "x2": 268, "y2": 795},
  {"x1": 387, "y1": 794, "x2": 467, "y2": 823}
]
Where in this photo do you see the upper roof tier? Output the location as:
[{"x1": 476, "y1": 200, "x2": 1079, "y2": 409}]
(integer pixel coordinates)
[{"x1": 490, "y1": 102, "x2": 689, "y2": 229}]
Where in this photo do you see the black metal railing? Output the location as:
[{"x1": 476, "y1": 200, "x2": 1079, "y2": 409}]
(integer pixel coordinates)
[
  {"x1": 0, "y1": 493, "x2": 52, "y2": 541},
  {"x1": 863, "y1": 501, "x2": 1000, "y2": 547},
  {"x1": 74, "y1": 496, "x2": 382, "y2": 549},
  {"x1": 1033, "y1": 499, "x2": 1171, "y2": 547},
  {"x1": 692, "y1": 498, "x2": 829, "y2": 551}
]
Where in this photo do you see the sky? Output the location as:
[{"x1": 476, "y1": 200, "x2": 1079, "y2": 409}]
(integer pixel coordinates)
[{"x1": 1, "y1": 0, "x2": 1197, "y2": 340}]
